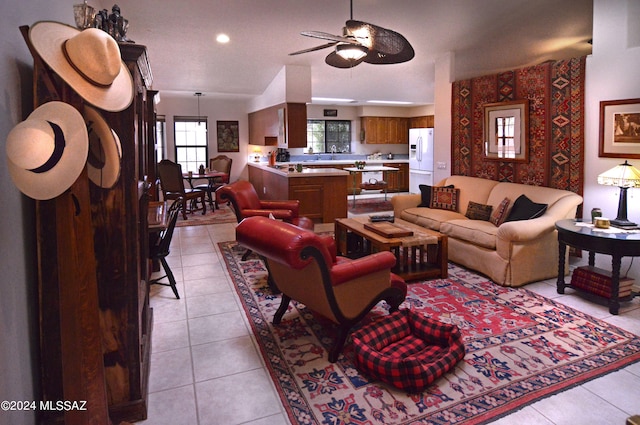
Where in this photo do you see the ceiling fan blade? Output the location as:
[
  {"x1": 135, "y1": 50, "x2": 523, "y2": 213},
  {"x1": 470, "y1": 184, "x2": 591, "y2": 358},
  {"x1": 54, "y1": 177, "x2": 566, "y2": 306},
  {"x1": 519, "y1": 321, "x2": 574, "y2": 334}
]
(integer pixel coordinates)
[
  {"x1": 325, "y1": 50, "x2": 365, "y2": 68},
  {"x1": 301, "y1": 31, "x2": 359, "y2": 44},
  {"x1": 346, "y1": 20, "x2": 413, "y2": 57},
  {"x1": 289, "y1": 42, "x2": 337, "y2": 56},
  {"x1": 362, "y1": 45, "x2": 414, "y2": 65}
]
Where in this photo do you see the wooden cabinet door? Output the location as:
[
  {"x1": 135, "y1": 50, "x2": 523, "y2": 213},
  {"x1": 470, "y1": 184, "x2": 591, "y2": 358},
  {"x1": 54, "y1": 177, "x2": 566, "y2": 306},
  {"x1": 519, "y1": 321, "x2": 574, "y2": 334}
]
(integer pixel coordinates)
[
  {"x1": 410, "y1": 115, "x2": 434, "y2": 129},
  {"x1": 361, "y1": 117, "x2": 378, "y2": 143},
  {"x1": 397, "y1": 118, "x2": 409, "y2": 144},
  {"x1": 376, "y1": 117, "x2": 388, "y2": 143}
]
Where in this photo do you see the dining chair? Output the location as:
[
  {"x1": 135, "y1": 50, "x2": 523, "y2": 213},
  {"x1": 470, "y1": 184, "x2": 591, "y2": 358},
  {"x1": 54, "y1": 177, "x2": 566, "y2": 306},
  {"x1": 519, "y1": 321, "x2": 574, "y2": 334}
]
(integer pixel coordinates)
[
  {"x1": 157, "y1": 159, "x2": 206, "y2": 220},
  {"x1": 194, "y1": 155, "x2": 232, "y2": 209},
  {"x1": 149, "y1": 199, "x2": 182, "y2": 299}
]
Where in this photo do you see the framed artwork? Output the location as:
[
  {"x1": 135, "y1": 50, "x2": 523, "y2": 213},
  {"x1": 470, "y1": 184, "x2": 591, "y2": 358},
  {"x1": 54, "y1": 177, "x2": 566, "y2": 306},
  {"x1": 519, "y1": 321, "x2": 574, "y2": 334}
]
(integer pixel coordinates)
[
  {"x1": 599, "y1": 98, "x2": 640, "y2": 158},
  {"x1": 216, "y1": 121, "x2": 239, "y2": 152},
  {"x1": 483, "y1": 99, "x2": 529, "y2": 163}
]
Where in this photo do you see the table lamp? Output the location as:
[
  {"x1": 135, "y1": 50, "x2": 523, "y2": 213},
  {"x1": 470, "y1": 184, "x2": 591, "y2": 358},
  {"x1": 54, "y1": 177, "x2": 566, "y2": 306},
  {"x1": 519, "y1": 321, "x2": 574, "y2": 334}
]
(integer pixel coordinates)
[{"x1": 597, "y1": 160, "x2": 640, "y2": 228}]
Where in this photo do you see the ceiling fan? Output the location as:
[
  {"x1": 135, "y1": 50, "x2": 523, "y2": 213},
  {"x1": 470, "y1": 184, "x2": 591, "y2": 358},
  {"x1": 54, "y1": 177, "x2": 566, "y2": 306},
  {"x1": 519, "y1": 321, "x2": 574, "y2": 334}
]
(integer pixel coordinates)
[{"x1": 289, "y1": 0, "x2": 414, "y2": 68}]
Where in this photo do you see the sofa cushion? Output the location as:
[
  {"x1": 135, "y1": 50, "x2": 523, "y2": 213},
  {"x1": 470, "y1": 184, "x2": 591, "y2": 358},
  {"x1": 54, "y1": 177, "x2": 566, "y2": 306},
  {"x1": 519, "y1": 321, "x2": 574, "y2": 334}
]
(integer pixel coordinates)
[
  {"x1": 430, "y1": 187, "x2": 460, "y2": 211},
  {"x1": 400, "y1": 208, "x2": 466, "y2": 231},
  {"x1": 490, "y1": 197, "x2": 511, "y2": 226},
  {"x1": 440, "y1": 219, "x2": 499, "y2": 249},
  {"x1": 465, "y1": 201, "x2": 493, "y2": 221},
  {"x1": 505, "y1": 194, "x2": 547, "y2": 222}
]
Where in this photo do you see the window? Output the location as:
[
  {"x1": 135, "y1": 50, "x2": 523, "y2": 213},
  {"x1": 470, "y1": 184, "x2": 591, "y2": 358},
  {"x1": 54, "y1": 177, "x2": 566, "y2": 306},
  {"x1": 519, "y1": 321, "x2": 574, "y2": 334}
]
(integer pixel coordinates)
[
  {"x1": 307, "y1": 120, "x2": 351, "y2": 153},
  {"x1": 495, "y1": 116, "x2": 516, "y2": 157},
  {"x1": 174, "y1": 116, "x2": 208, "y2": 173},
  {"x1": 155, "y1": 115, "x2": 166, "y2": 162}
]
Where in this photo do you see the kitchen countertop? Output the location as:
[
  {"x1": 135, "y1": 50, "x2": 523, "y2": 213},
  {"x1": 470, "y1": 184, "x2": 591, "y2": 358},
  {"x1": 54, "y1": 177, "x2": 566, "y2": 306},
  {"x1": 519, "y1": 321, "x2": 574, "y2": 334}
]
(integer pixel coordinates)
[
  {"x1": 288, "y1": 158, "x2": 409, "y2": 166},
  {"x1": 248, "y1": 162, "x2": 349, "y2": 177}
]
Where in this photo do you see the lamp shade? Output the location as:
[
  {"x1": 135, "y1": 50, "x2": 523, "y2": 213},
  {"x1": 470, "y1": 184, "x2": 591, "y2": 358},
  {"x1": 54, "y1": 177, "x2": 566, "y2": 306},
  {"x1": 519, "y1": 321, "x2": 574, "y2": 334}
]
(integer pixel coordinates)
[
  {"x1": 336, "y1": 44, "x2": 368, "y2": 61},
  {"x1": 597, "y1": 160, "x2": 640, "y2": 188}
]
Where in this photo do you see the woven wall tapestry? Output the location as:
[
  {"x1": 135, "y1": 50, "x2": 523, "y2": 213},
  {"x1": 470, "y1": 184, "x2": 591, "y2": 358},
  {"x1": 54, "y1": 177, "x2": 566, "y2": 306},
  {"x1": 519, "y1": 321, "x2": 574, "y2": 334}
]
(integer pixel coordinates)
[{"x1": 451, "y1": 57, "x2": 585, "y2": 195}]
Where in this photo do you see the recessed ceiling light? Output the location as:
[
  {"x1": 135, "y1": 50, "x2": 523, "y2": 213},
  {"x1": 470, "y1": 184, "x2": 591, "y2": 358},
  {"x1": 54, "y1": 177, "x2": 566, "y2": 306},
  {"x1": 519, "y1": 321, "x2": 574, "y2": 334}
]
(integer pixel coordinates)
[
  {"x1": 312, "y1": 97, "x2": 356, "y2": 103},
  {"x1": 216, "y1": 33, "x2": 230, "y2": 44},
  {"x1": 367, "y1": 100, "x2": 413, "y2": 105}
]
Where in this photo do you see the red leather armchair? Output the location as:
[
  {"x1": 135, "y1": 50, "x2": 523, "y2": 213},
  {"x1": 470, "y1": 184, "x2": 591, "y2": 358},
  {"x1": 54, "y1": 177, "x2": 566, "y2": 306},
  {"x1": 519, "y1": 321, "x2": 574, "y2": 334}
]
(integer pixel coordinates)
[
  {"x1": 236, "y1": 216, "x2": 407, "y2": 362},
  {"x1": 217, "y1": 180, "x2": 313, "y2": 229}
]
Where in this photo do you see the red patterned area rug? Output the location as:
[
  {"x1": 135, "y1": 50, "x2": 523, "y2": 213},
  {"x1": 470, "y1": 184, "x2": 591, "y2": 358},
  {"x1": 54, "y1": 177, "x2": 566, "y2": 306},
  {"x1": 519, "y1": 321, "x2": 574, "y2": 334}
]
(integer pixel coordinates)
[
  {"x1": 348, "y1": 198, "x2": 393, "y2": 215},
  {"x1": 219, "y1": 241, "x2": 640, "y2": 425},
  {"x1": 175, "y1": 204, "x2": 237, "y2": 227}
]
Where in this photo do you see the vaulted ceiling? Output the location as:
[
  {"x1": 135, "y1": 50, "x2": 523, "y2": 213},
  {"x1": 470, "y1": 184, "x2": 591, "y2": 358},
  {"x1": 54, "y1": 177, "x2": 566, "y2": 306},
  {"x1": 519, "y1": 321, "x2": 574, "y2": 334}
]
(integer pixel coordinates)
[{"x1": 113, "y1": 0, "x2": 593, "y2": 106}]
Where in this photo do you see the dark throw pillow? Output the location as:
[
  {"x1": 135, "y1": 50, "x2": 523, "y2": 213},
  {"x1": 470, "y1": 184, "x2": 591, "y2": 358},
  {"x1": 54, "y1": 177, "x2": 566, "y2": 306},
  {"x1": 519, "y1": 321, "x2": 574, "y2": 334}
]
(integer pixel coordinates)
[
  {"x1": 418, "y1": 184, "x2": 432, "y2": 207},
  {"x1": 490, "y1": 197, "x2": 511, "y2": 226},
  {"x1": 430, "y1": 186, "x2": 460, "y2": 211},
  {"x1": 465, "y1": 201, "x2": 493, "y2": 221},
  {"x1": 505, "y1": 194, "x2": 547, "y2": 222}
]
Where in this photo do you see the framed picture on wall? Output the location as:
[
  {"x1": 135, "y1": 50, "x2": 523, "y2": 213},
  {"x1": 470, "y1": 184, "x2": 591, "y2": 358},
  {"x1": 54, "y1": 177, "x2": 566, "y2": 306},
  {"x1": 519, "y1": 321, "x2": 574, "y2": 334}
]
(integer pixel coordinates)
[
  {"x1": 482, "y1": 99, "x2": 529, "y2": 163},
  {"x1": 216, "y1": 121, "x2": 239, "y2": 152},
  {"x1": 599, "y1": 98, "x2": 640, "y2": 158}
]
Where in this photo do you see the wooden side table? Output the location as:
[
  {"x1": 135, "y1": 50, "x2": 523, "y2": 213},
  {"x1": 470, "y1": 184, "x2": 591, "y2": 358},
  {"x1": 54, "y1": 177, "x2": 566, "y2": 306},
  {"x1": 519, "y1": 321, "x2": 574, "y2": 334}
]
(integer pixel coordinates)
[{"x1": 556, "y1": 219, "x2": 640, "y2": 315}]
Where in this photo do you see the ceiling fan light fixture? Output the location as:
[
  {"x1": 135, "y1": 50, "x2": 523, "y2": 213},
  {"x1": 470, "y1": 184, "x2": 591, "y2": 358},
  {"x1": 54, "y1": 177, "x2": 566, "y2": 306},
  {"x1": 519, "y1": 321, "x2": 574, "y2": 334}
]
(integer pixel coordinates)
[{"x1": 336, "y1": 43, "x2": 367, "y2": 61}]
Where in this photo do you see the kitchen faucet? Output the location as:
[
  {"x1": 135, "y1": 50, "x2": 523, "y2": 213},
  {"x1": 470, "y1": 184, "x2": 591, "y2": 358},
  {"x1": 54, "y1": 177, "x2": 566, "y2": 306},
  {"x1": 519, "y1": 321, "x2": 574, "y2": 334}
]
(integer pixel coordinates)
[{"x1": 330, "y1": 145, "x2": 337, "y2": 160}]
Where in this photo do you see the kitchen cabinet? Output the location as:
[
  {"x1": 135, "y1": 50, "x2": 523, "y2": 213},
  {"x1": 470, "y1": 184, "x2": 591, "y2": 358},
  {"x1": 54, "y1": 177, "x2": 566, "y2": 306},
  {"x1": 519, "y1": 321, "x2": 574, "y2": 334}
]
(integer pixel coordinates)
[
  {"x1": 248, "y1": 164, "x2": 348, "y2": 223},
  {"x1": 409, "y1": 115, "x2": 434, "y2": 128},
  {"x1": 249, "y1": 102, "x2": 306, "y2": 147},
  {"x1": 383, "y1": 162, "x2": 409, "y2": 192},
  {"x1": 361, "y1": 116, "x2": 409, "y2": 144}
]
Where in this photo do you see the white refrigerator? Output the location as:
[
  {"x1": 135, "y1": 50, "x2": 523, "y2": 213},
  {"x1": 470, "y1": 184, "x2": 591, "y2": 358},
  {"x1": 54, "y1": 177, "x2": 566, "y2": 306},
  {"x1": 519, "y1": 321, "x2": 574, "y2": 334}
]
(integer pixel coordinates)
[{"x1": 409, "y1": 128, "x2": 434, "y2": 194}]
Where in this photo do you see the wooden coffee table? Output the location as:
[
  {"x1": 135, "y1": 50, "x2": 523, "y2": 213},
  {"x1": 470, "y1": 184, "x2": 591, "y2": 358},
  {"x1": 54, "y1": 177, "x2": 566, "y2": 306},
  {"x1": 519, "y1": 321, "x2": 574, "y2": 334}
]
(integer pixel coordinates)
[{"x1": 335, "y1": 217, "x2": 448, "y2": 281}]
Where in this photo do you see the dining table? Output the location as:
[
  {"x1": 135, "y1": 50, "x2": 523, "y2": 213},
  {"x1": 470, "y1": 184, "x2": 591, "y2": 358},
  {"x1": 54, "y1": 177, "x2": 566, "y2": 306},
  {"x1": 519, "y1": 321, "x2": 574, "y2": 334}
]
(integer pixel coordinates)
[
  {"x1": 183, "y1": 170, "x2": 229, "y2": 207},
  {"x1": 182, "y1": 170, "x2": 228, "y2": 188}
]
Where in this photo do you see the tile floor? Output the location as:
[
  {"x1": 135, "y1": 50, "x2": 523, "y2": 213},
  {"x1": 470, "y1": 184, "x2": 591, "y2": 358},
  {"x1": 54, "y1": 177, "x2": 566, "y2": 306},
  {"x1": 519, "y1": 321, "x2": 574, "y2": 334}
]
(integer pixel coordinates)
[{"x1": 140, "y1": 219, "x2": 640, "y2": 425}]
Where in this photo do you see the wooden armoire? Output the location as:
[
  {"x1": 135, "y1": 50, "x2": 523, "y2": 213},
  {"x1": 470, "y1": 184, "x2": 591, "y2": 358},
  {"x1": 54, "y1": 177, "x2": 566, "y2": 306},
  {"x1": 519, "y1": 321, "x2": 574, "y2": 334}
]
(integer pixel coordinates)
[{"x1": 23, "y1": 25, "x2": 158, "y2": 424}]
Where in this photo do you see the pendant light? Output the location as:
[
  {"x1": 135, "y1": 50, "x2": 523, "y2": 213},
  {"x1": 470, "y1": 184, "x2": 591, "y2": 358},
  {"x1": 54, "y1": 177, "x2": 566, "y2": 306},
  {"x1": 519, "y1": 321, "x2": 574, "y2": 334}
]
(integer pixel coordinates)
[
  {"x1": 194, "y1": 92, "x2": 207, "y2": 132},
  {"x1": 194, "y1": 92, "x2": 203, "y2": 124}
]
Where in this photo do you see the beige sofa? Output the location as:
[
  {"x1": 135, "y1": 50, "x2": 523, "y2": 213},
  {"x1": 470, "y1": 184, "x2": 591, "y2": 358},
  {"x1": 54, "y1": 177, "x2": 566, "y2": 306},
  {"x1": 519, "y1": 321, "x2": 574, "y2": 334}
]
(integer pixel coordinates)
[{"x1": 391, "y1": 175, "x2": 583, "y2": 287}]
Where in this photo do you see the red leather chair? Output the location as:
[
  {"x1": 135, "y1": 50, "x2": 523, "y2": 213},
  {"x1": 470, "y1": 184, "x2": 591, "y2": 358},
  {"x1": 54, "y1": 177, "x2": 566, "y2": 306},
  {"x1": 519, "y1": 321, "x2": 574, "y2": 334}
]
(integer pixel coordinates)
[
  {"x1": 217, "y1": 180, "x2": 313, "y2": 228},
  {"x1": 236, "y1": 216, "x2": 407, "y2": 362},
  {"x1": 217, "y1": 180, "x2": 314, "y2": 260}
]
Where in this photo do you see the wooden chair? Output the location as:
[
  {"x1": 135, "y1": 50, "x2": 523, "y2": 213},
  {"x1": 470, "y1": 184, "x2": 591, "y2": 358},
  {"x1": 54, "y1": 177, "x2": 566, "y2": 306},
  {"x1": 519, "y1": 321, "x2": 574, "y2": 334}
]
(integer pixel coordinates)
[
  {"x1": 194, "y1": 155, "x2": 232, "y2": 209},
  {"x1": 149, "y1": 199, "x2": 183, "y2": 299},
  {"x1": 236, "y1": 216, "x2": 407, "y2": 362},
  {"x1": 157, "y1": 159, "x2": 206, "y2": 220}
]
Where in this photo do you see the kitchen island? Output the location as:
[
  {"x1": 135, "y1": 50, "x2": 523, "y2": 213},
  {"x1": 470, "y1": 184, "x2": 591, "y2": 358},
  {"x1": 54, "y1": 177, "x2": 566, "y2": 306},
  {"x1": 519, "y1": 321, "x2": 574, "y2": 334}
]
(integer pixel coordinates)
[{"x1": 248, "y1": 162, "x2": 349, "y2": 223}]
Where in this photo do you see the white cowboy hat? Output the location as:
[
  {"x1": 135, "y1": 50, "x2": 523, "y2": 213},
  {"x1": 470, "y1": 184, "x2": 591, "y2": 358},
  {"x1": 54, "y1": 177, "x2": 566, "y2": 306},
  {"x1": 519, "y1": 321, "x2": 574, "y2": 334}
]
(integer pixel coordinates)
[
  {"x1": 84, "y1": 105, "x2": 122, "y2": 188},
  {"x1": 29, "y1": 21, "x2": 134, "y2": 112},
  {"x1": 6, "y1": 101, "x2": 88, "y2": 200}
]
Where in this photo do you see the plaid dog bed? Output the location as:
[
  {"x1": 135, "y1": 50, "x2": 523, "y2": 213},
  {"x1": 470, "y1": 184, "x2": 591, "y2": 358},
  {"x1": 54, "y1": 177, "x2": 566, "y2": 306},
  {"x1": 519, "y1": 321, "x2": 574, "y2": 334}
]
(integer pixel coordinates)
[{"x1": 351, "y1": 309, "x2": 465, "y2": 392}]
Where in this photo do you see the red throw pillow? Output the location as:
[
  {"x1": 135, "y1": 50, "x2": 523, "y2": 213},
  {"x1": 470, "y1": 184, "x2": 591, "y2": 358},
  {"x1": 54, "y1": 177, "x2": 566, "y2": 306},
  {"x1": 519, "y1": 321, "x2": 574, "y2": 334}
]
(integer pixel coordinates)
[
  {"x1": 490, "y1": 197, "x2": 511, "y2": 226},
  {"x1": 430, "y1": 186, "x2": 460, "y2": 211}
]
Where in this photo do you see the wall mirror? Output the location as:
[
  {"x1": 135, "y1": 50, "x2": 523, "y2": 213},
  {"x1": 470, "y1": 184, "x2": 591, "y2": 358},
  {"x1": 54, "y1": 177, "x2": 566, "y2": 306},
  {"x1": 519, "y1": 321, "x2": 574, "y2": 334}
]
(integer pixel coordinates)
[{"x1": 483, "y1": 99, "x2": 529, "y2": 162}]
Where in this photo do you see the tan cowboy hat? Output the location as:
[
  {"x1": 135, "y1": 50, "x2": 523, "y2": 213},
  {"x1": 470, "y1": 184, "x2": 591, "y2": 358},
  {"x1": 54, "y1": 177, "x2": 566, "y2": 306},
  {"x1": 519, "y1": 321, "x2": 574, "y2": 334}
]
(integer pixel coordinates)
[
  {"x1": 83, "y1": 105, "x2": 122, "y2": 188},
  {"x1": 29, "y1": 21, "x2": 134, "y2": 112},
  {"x1": 6, "y1": 101, "x2": 88, "y2": 200}
]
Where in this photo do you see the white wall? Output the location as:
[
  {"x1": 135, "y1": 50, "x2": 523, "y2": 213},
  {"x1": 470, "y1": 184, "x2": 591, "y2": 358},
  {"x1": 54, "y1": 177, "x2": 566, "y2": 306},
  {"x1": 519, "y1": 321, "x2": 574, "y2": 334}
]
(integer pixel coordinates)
[
  {"x1": 156, "y1": 94, "x2": 252, "y2": 181},
  {"x1": 584, "y1": 0, "x2": 640, "y2": 276},
  {"x1": 1, "y1": 3, "x2": 78, "y2": 424},
  {"x1": 433, "y1": 52, "x2": 454, "y2": 184}
]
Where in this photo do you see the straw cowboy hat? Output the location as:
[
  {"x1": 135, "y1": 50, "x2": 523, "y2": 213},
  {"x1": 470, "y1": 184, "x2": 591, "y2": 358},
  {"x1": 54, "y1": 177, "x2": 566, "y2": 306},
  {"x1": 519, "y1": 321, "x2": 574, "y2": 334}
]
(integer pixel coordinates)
[
  {"x1": 84, "y1": 105, "x2": 122, "y2": 188},
  {"x1": 6, "y1": 101, "x2": 88, "y2": 200},
  {"x1": 29, "y1": 21, "x2": 134, "y2": 112}
]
